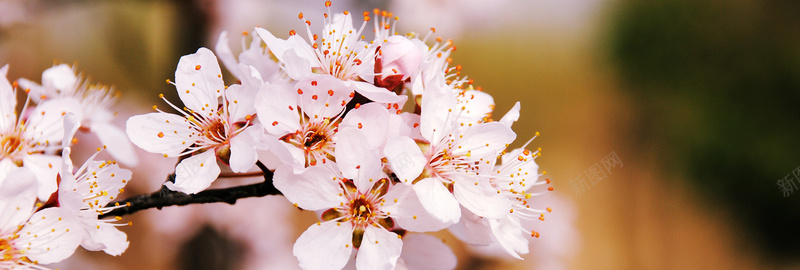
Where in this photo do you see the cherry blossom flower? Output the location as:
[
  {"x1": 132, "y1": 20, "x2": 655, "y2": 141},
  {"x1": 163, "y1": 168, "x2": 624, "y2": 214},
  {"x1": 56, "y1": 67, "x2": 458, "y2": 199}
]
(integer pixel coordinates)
[
  {"x1": 384, "y1": 84, "x2": 515, "y2": 225},
  {"x1": 17, "y1": 64, "x2": 139, "y2": 166},
  {"x1": 254, "y1": 2, "x2": 404, "y2": 104},
  {"x1": 126, "y1": 48, "x2": 263, "y2": 194},
  {"x1": 274, "y1": 128, "x2": 445, "y2": 270},
  {"x1": 0, "y1": 166, "x2": 82, "y2": 269},
  {"x1": 255, "y1": 76, "x2": 353, "y2": 169},
  {"x1": 0, "y1": 64, "x2": 74, "y2": 200},
  {"x1": 58, "y1": 114, "x2": 132, "y2": 256}
]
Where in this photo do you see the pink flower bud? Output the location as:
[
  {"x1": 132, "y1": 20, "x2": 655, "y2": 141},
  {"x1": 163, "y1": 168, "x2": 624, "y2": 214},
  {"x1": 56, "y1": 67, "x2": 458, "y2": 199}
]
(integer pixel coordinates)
[{"x1": 380, "y1": 35, "x2": 422, "y2": 82}]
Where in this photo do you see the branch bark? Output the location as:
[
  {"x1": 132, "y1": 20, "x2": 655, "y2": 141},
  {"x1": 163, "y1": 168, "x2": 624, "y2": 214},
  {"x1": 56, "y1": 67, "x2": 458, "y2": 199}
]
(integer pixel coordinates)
[{"x1": 99, "y1": 161, "x2": 280, "y2": 218}]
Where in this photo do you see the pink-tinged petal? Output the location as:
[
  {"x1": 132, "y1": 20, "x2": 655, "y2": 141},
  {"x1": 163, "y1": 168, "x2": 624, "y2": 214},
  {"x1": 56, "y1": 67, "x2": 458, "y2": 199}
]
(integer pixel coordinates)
[
  {"x1": 175, "y1": 47, "x2": 224, "y2": 112},
  {"x1": 26, "y1": 97, "x2": 80, "y2": 143},
  {"x1": 340, "y1": 103, "x2": 390, "y2": 149},
  {"x1": 19, "y1": 207, "x2": 82, "y2": 264},
  {"x1": 489, "y1": 217, "x2": 528, "y2": 259},
  {"x1": 419, "y1": 84, "x2": 456, "y2": 143},
  {"x1": 498, "y1": 102, "x2": 521, "y2": 128},
  {"x1": 413, "y1": 178, "x2": 460, "y2": 224},
  {"x1": 214, "y1": 31, "x2": 243, "y2": 79},
  {"x1": 167, "y1": 150, "x2": 221, "y2": 194},
  {"x1": 80, "y1": 160, "x2": 131, "y2": 207},
  {"x1": 282, "y1": 49, "x2": 314, "y2": 81},
  {"x1": 225, "y1": 66, "x2": 261, "y2": 122},
  {"x1": 452, "y1": 178, "x2": 511, "y2": 219},
  {"x1": 273, "y1": 165, "x2": 342, "y2": 211},
  {"x1": 334, "y1": 128, "x2": 380, "y2": 187},
  {"x1": 350, "y1": 81, "x2": 404, "y2": 104},
  {"x1": 83, "y1": 222, "x2": 129, "y2": 256},
  {"x1": 16, "y1": 78, "x2": 44, "y2": 103},
  {"x1": 255, "y1": 27, "x2": 317, "y2": 69},
  {"x1": 92, "y1": 122, "x2": 139, "y2": 166},
  {"x1": 380, "y1": 35, "x2": 422, "y2": 81},
  {"x1": 41, "y1": 64, "x2": 78, "y2": 96},
  {"x1": 0, "y1": 166, "x2": 37, "y2": 231},
  {"x1": 22, "y1": 154, "x2": 60, "y2": 201},
  {"x1": 450, "y1": 122, "x2": 516, "y2": 159},
  {"x1": 448, "y1": 207, "x2": 493, "y2": 246},
  {"x1": 356, "y1": 226, "x2": 402, "y2": 270},
  {"x1": 60, "y1": 113, "x2": 80, "y2": 174},
  {"x1": 228, "y1": 125, "x2": 261, "y2": 173},
  {"x1": 398, "y1": 113, "x2": 424, "y2": 141},
  {"x1": 384, "y1": 136, "x2": 426, "y2": 185},
  {"x1": 382, "y1": 183, "x2": 450, "y2": 232},
  {"x1": 398, "y1": 233, "x2": 457, "y2": 270},
  {"x1": 296, "y1": 77, "x2": 352, "y2": 120},
  {"x1": 294, "y1": 221, "x2": 354, "y2": 270},
  {"x1": 455, "y1": 90, "x2": 494, "y2": 125},
  {"x1": 125, "y1": 112, "x2": 192, "y2": 156},
  {"x1": 239, "y1": 35, "x2": 281, "y2": 81},
  {"x1": 257, "y1": 137, "x2": 303, "y2": 170},
  {"x1": 0, "y1": 65, "x2": 15, "y2": 130},
  {"x1": 255, "y1": 82, "x2": 300, "y2": 136}
]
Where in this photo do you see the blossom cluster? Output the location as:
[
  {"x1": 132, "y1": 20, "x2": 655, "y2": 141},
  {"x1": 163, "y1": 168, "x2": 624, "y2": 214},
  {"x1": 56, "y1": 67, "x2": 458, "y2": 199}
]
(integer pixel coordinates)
[
  {"x1": 125, "y1": 3, "x2": 552, "y2": 269},
  {"x1": 0, "y1": 64, "x2": 134, "y2": 268}
]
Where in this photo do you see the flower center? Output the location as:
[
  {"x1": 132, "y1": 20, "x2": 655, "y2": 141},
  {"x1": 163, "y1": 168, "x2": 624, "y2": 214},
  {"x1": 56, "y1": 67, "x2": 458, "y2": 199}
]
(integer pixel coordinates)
[
  {"x1": 281, "y1": 118, "x2": 338, "y2": 166},
  {"x1": 0, "y1": 237, "x2": 19, "y2": 261},
  {"x1": 202, "y1": 121, "x2": 227, "y2": 142}
]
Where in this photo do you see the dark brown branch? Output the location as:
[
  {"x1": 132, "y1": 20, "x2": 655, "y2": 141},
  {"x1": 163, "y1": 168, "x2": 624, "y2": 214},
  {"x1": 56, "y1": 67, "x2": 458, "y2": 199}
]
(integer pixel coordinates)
[{"x1": 99, "y1": 161, "x2": 280, "y2": 218}]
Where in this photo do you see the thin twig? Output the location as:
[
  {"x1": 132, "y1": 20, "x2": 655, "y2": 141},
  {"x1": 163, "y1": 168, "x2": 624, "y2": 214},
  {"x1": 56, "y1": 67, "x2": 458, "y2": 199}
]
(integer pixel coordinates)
[{"x1": 99, "y1": 161, "x2": 280, "y2": 218}]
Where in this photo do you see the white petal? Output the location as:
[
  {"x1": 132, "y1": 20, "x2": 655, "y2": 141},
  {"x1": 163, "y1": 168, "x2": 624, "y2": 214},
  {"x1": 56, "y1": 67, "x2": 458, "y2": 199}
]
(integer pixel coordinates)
[
  {"x1": 19, "y1": 207, "x2": 82, "y2": 264},
  {"x1": 214, "y1": 31, "x2": 243, "y2": 79},
  {"x1": 334, "y1": 128, "x2": 381, "y2": 188},
  {"x1": 452, "y1": 178, "x2": 511, "y2": 219},
  {"x1": 450, "y1": 122, "x2": 516, "y2": 159},
  {"x1": 22, "y1": 154, "x2": 61, "y2": 201},
  {"x1": 257, "y1": 137, "x2": 303, "y2": 170},
  {"x1": 228, "y1": 126, "x2": 260, "y2": 172},
  {"x1": 382, "y1": 184, "x2": 450, "y2": 232},
  {"x1": 356, "y1": 227, "x2": 402, "y2": 270},
  {"x1": 0, "y1": 166, "x2": 37, "y2": 231},
  {"x1": 41, "y1": 64, "x2": 78, "y2": 96},
  {"x1": 272, "y1": 165, "x2": 342, "y2": 211},
  {"x1": 92, "y1": 122, "x2": 139, "y2": 166},
  {"x1": 0, "y1": 65, "x2": 16, "y2": 130},
  {"x1": 296, "y1": 77, "x2": 352, "y2": 120},
  {"x1": 489, "y1": 217, "x2": 528, "y2": 259},
  {"x1": 294, "y1": 221, "x2": 354, "y2": 270},
  {"x1": 498, "y1": 102, "x2": 521, "y2": 128},
  {"x1": 448, "y1": 207, "x2": 493, "y2": 246},
  {"x1": 175, "y1": 47, "x2": 224, "y2": 112},
  {"x1": 398, "y1": 233, "x2": 457, "y2": 270},
  {"x1": 384, "y1": 136, "x2": 426, "y2": 184},
  {"x1": 419, "y1": 84, "x2": 456, "y2": 143},
  {"x1": 125, "y1": 112, "x2": 192, "y2": 156},
  {"x1": 26, "y1": 97, "x2": 79, "y2": 143},
  {"x1": 255, "y1": 82, "x2": 300, "y2": 136},
  {"x1": 83, "y1": 221, "x2": 129, "y2": 256},
  {"x1": 339, "y1": 103, "x2": 390, "y2": 149},
  {"x1": 16, "y1": 78, "x2": 45, "y2": 103},
  {"x1": 455, "y1": 90, "x2": 494, "y2": 125},
  {"x1": 255, "y1": 27, "x2": 316, "y2": 68},
  {"x1": 225, "y1": 66, "x2": 261, "y2": 121},
  {"x1": 168, "y1": 150, "x2": 221, "y2": 194},
  {"x1": 412, "y1": 178, "x2": 460, "y2": 224},
  {"x1": 282, "y1": 49, "x2": 315, "y2": 81}
]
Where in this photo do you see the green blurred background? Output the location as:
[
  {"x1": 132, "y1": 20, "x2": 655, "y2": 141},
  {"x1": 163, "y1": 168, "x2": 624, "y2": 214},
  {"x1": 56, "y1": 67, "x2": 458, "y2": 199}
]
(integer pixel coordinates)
[{"x1": 1, "y1": 0, "x2": 798, "y2": 269}]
